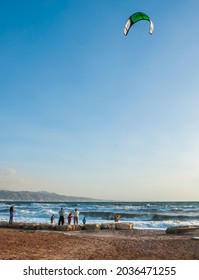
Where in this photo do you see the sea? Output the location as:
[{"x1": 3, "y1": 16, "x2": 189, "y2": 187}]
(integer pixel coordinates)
[{"x1": 0, "y1": 201, "x2": 199, "y2": 230}]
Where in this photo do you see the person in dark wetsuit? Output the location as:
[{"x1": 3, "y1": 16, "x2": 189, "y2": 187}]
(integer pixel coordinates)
[
  {"x1": 9, "y1": 206, "x2": 14, "y2": 224},
  {"x1": 50, "y1": 214, "x2": 55, "y2": 224}
]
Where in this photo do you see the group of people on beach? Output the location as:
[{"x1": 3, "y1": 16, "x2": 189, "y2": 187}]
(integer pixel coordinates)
[
  {"x1": 51, "y1": 208, "x2": 86, "y2": 226},
  {"x1": 8, "y1": 205, "x2": 86, "y2": 226},
  {"x1": 8, "y1": 205, "x2": 120, "y2": 225}
]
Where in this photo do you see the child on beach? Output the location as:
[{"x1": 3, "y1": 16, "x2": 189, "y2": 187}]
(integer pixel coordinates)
[
  {"x1": 82, "y1": 216, "x2": 86, "y2": 225},
  {"x1": 50, "y1": 214, "x2": 55, "y2": 224},
  {"x1": 68, "y1": 212, "x2": 73, "y2": 225}
]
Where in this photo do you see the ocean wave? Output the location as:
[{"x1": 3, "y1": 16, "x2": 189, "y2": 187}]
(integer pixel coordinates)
[
  {"x1": 1, "y1": 201, "x2": 199, "y2": 229},
  {"x1": 151, "y1": 213, "x2": 199, "y2": 221},
  {"x1": 79, "y1": 211, "x2": 199, "y2": 222}
]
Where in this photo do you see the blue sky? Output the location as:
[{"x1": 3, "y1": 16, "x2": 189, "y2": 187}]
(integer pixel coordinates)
[{"x1": 0, "y1": 0, "x2": 199, "y2": 201}]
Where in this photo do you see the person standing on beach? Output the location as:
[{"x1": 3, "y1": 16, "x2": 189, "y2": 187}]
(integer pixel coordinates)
[
  {"x1": 58, "y1": 208, "x2": 65, "y2": 225},
  {"x1": 68, "y1": 212, "x2": 73, "y2": 225},
  {"x1": 114, "y1": 214, "x2": 121, "y2": 222},
  {"x1": 50, "y1": 214, "x2": 55, "y2": 224},
  {"x1": 9, "y1": 206, "x2": 14, "y2": 224},
  {"x1": 74, "y1": 208, "x2": 80, "y2": 225}
]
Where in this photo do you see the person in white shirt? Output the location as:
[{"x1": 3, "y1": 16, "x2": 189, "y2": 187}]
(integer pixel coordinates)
[
  {"x1": 58, "y1": 207, "x2": 65, "y2": 225},
  {"x1": 74, "y1": 208, "x2": 80, "y2": 225}
]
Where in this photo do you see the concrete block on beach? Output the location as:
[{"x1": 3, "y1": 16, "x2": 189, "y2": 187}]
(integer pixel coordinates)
[
  {"x1": 100, "y1": 223, "x2": 115, "y2": 230},
  {"x1": 115, "y1": 222, "x2": 134, "y2": 230},
  {"x1": 36, "y1": 224, "x2": 82, "y2": 231},
  {"x1": 166, "y1": 225, "x2": 199, "y2": 234},
  {"x1": 100, "y1": 222, "x2": 133, "y2": 230},
  {"x1": 68, "y1": 225, "x2": 82, "y2": 231},
  {"x1": 82, "y1": 224, "x2": 101, "y2": 231},
  {"x1": 0, "y1": 221, "x2": 133, "y2": 232}
]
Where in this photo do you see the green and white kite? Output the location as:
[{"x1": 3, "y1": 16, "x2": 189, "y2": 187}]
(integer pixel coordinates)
[{"x1": 124, "y1": 12, "x2": 154, "y2": 36}]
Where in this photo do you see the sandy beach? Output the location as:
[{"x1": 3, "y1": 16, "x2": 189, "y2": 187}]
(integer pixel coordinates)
[{"x1": 0, "y1": 227, "x2": 199, "y2": 260}]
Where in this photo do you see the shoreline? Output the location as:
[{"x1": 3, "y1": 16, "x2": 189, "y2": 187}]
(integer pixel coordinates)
[
  {"x1": 0, "y1": 226, "x2": 199, "y2": 260},
  {"x1": 1, "y1": 221, "x2": 199, "y2": 231},
  {"x1": 0, "y1": 221, "x2": 134, "y2": 231}
]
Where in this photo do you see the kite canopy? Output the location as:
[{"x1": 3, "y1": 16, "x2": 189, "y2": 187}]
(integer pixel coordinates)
[{"x1": 124, "y1": 12, "x2": 154, "y2": 36}]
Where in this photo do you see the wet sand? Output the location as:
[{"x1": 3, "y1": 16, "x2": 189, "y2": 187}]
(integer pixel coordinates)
[{"x1": 0, "y1": 228, "x2": 199, "y2": 260}]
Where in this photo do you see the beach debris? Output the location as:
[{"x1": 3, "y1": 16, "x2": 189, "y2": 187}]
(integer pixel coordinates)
[
  {"x1": 191, "y1": 236, "x2": 199, "y2": 240},
  {"x1": 23, "y1": 230, "x2": 35, "y2": 234}
]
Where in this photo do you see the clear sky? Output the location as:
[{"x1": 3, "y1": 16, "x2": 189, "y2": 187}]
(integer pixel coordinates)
[{"x1": 0, "y1": 0, "x2": 199, "y2": 201}]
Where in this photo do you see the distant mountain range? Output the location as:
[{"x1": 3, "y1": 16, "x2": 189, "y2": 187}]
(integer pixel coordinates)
[{"x1": 0, "y1": 190, "x2": 101, "y2": 202}]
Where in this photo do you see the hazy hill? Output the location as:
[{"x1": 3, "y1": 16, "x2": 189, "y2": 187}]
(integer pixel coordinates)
[{"x1": 0, "y1": 190, "x2": 101, "y2": 202}]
